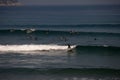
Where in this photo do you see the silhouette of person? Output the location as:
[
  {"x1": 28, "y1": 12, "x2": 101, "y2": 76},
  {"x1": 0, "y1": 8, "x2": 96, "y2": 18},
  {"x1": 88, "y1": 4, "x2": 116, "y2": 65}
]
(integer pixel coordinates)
[{"x1": 67, "y1": 44, "x2": 71, "y2": 49}]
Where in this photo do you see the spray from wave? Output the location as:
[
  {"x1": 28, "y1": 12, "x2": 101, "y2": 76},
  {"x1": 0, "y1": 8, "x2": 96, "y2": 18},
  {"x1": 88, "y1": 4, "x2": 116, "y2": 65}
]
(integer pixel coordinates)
[{"x1": 0, "y1": 44, "x2": 75, "y2": 52}]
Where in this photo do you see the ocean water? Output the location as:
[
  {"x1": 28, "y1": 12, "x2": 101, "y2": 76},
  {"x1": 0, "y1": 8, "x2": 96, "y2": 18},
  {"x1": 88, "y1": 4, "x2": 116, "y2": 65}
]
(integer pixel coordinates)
[{"x1": 0, "y1": 5, "x2": 120, "y2": 80}]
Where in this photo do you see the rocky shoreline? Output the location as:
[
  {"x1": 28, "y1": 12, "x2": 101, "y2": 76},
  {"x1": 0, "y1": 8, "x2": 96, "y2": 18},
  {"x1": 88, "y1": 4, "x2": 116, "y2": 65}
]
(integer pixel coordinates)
[{"x1": 0, "y1": 0, "x2": 21, "y2": 6}]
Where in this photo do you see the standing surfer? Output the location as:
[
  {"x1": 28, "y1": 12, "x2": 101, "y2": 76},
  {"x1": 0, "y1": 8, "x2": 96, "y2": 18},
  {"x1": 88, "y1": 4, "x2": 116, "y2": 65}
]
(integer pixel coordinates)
[
  {"x1": 67, "y1": 44, "x2": 71, "y2": 49},
  {"x1": 67, "y1": 44, "x2": 74, "y2": 52}
]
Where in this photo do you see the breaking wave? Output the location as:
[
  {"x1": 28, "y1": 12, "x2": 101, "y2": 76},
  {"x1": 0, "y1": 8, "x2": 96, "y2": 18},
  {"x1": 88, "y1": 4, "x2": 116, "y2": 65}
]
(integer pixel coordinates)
[
  {"x1": 0, "y1": 44, "x2": 120, "y2": 53},
  {"x1": 0, "y1": 44, "x2": 76, "y2": 52}
]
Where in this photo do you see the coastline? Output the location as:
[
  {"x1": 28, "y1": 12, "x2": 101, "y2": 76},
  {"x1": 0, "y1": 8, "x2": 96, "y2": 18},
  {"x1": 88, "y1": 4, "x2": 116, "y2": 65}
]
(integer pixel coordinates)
[{"x1": 0, "y1": 3, "x2": 22, "y2": 6}]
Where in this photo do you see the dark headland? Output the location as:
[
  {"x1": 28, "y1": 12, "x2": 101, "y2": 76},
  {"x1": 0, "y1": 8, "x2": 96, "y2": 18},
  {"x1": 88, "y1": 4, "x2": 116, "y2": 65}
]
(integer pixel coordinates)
[{"x1": 0, "y1": 0, "x2": 21, "y2": 6}]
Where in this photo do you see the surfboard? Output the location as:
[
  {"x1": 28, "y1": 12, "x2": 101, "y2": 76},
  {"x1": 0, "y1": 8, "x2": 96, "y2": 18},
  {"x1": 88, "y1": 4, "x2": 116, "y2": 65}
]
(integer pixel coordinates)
[{"x1": 67, "y1": 46, "x2": 75, "y2": 52}]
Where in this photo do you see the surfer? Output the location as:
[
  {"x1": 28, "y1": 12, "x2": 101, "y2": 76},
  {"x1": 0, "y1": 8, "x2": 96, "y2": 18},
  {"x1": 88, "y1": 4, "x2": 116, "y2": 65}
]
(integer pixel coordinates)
[
  {"x1": 67, "y1": 44, "x2": 71, "y2": 49},
  {"x1": 67, "y1": 44, "x2": 74, "y2": 53},
  {"x1": 94, "y1": 38, "x2": 97, "y2": 40}
]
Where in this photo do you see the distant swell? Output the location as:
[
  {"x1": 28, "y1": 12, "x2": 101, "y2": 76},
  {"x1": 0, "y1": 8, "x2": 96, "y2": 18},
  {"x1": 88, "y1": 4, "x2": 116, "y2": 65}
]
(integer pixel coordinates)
[{"x1": 0, "y1": 29, "x2": 120, "y2": 35}]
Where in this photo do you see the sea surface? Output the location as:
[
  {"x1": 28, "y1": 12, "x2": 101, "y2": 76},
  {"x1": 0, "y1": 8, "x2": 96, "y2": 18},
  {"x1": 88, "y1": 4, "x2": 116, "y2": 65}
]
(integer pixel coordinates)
[{"x1": 0, "y1": 5, "x2": 120, "y2": 80}]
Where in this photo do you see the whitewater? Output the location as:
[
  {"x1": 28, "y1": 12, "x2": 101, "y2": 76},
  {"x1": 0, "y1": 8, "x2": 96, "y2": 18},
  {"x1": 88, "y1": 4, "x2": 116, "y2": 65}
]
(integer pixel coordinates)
[{"x1": 0, "y1": 44, "x2": 75, "y2": 52}]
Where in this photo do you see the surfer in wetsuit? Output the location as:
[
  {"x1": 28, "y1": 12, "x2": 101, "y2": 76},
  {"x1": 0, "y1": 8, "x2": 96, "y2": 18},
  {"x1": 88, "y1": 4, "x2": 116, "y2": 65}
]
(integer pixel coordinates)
[
  {"x1": 67, "y1": 44, "x2": 71, "y2": 49},
  {"x1": 67, "y1": 44, "x2": 74, "y2": 53}
]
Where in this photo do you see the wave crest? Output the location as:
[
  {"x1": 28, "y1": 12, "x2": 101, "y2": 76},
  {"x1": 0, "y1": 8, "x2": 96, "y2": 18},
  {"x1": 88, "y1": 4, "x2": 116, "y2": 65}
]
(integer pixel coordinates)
[{"x1": 0, "y1": 44, "x2": 76, "y2": 52}]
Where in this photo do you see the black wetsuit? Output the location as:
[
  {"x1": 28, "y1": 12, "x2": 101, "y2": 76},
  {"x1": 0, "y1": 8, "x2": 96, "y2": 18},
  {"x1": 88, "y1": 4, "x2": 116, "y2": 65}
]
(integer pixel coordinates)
[{"x1": 68, "y1": 44, "x2": 71, "y2": 48}]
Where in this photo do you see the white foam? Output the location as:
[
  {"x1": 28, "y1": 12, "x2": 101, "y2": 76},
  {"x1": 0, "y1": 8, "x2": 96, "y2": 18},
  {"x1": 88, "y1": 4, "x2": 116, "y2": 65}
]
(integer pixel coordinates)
[{"x1": 0, "y1": 44, "x2": 75, "y2": 52}]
